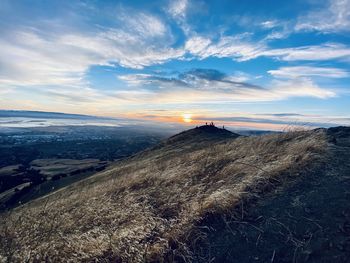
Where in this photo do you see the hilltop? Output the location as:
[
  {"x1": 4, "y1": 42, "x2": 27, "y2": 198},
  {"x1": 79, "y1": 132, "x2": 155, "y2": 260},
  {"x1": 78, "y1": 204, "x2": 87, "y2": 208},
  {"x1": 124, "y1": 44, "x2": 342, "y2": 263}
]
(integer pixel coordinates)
[
  {"x1": 1, "y1": 126, "x2": 350, "y2": 262},
  {"x1": 166, "y1": 124, "x2": 239, "y2": 144},
  {"x1": 152, "y1": 125, "x2": 239, "y2": 151}
]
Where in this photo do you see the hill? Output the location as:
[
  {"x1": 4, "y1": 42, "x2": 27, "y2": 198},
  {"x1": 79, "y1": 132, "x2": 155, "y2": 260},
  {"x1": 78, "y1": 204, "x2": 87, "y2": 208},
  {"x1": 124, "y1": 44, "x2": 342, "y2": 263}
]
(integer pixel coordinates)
[
  {"x1": 0, "y1": 110, "x2": 112, "y2": 120},
  {"x1": 167, "y1": 125, "x2": 239, "y2": 143},
  {"x1": 152, "y1": 125, "x2": 239, "y2": 151},
  {"x1": 1, "y1": 125, "x2": 349, "y2": 262}
]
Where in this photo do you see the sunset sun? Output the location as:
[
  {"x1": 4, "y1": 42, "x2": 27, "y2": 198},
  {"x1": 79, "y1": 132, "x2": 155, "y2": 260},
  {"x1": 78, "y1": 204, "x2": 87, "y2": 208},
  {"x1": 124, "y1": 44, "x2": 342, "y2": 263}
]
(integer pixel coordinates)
[{"x1": 182, "y1": 113, "x2": 192, "y2": 123}]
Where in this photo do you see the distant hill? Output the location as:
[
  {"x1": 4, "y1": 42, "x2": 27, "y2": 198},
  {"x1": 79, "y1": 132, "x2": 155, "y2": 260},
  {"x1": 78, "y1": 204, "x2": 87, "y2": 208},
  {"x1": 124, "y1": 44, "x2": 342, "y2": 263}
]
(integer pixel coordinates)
[
  {"x1": 1, "y1": 126, "x2": 350, "y2": 262},
  {"x1": 0, "y1": 110, "x2": 112, "y2": 120},
  {"x1": 234, "y1": 129, "x2": 281, "y2": 136}
]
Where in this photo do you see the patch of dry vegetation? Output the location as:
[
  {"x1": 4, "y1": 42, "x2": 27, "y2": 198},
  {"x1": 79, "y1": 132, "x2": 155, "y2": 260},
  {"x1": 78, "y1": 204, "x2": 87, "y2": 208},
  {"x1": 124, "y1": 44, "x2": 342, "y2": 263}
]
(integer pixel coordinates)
[{"x1": 0, "y1": 129, "x2": 327, "y2": 262}]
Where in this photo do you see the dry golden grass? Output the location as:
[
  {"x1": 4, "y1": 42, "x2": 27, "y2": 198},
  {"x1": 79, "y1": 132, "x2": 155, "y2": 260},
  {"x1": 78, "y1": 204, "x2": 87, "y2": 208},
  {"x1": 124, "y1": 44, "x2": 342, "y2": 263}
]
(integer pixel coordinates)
[{"x1": 0, "y1": 129, "x2": 327, "y2": 262}]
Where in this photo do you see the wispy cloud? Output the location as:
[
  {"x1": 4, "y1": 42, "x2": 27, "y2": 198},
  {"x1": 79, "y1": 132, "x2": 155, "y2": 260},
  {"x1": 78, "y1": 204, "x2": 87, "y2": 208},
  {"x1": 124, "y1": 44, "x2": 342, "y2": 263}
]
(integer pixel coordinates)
[
  {"x1": 168, "y1": 0, "x2": 188, "y2": 20},
  {"x1": 184, "y1": 36, "x2": 350, "y2": 63},
  {"x1": 2, "y1": 2, "x2": 350, "y2": 91},
  {"x1": 119, "y1": 68, "x2": 263, "y2": 92},
  {"x1": 268, "y1": 66, "x2": 349, "y2": 78},
  {"x1": 118, "y1": 68, "x2": 336, "y2": 104},
  {"x1": 260, "y1": 20, "x2": 279, "y2": 29},
  {"x1": 0, "y1": 10, "x2": 184, "y2": 88},
  {"x1": 261, "y1": 43, "x2": 350, "y2": 61},
  {"x1": 185, "y1": 34, "x2": 266, "y2": 62},
  {"x1": 268, "y1": 78, "x2": 335, "y2": 99},
  {"x1": 296, "y1": 0, "x2": 350, "y2": 33},
  {"x1": 167, "y1": 0, "x2": 192, "y2": 35}
]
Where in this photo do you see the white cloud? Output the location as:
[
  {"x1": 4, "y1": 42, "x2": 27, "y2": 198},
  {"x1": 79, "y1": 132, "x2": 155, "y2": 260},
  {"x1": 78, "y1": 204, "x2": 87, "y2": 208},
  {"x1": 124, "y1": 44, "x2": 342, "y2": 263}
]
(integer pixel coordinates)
[
  {"x1": 59, "y1": 29, "x2": 184, "y2": 69},
  {"x1": 261, "y1": 43, "x2": 350, "y2": 61},
  {"x1": 226, "y1": 72, "x2": 251, "y2": 83},
  {"x1": 0, "y1": 12, "x2": 185, "y2": 88},
  {"x1": 184, "y1": 36, "x2": 350, "y2": 63},
  {"x1": 168, "y1": 0, "x2": 188, "y2": 20},
  {"x1": 264, "y1": 31, "x2": 289, "y2": 40},
  {"x1": 268, "y1": 66, "x2": 349, "y2": 78},
  {"x1": 118, "y1": 74, "x2": 155, "y2": 86},
  {"x1": 184, "y1": 36, "x2": 212, "y2": 55},
  {"x1": 167, "y1": 0, "x2": 192, "y2": 35},
  {"x1": 151, "y1": 80, "x2": 336, "y2": 104},
  {"x1": 0, "y1": 31, "x2": 90, "y2": 87},
  {"x1": 185, "y1": 35, "x2": 266, "y2": 61},
  {"x1": 269, "y1": 78, "x2": 336, "y2": 99},
  {"x1": 119, "y1": 12, "x2": 167, "y2": 37},
  {"x1": 2, "y1": 4, "x2": 350, "y2": 91},
  {"x1": 261, "y1": 20, "x2": 279, "y2": 29},
  {"x1": 296, "y1": 0, "x2": 350, "y2": 33},
  {"x1": 0, "y1": 87, "x2": 14, "y2": 96}
]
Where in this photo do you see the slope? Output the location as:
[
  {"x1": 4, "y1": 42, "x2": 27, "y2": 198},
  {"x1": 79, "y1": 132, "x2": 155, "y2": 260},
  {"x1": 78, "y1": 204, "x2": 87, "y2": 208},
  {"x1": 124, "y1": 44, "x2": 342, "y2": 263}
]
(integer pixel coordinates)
[
  {"x1": 190, "y1": 127, "x2": 350, "y2": 262},
  {"x1": 1, "y1": 126, "x2": 348, "y2": 262}
]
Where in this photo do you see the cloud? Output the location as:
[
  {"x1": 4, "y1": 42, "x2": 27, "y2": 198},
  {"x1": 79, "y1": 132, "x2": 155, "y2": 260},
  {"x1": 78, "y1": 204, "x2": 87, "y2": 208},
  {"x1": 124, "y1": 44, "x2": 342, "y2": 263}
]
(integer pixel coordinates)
[
  {"x1": 296, "y1": 0, "x2": 350, "y2": 33},
  {"x1": 2, "y1": 1, "x2": 350, "y2": 92},
  {"x1": 167, "y1": 0, "x2": 192, "y2": 35},
  {"x1": 268, "y1": 66, "x2": 349, "y2": 78},
  {"x1": 260, "y1": 20, "x2": 279, "y2": 29},
  {"x1": 259, "y1": 113, "x2": 304, "y2": 117},
  {"x1": 185, "y1": 34, "x2": 266, "y2": 62},
  {"x1": 179, "y1": 69, "x2": 262, "y2": 90},
  {"x1": 184, "y1": 36, "x2": 211, "y2": 56},
  {"x1": 120, "y1": 12, "x2": 167, "y2": 37},
  {"x1": 168, "y1": 0, "x2": 188, "y2": 20},
  {"x1": 0, "y1": 87, "x2": 14, "y2": 96},
  {"x1": 263, "y1": 21, "x2": 294, "y2": 41},
  {"x1": 120, "y1": 69, "x2": 262, "y2": 92},
  {"x1": 0, "y1": 30, "x2": 90, "y2": 87},
  {"x1": 0, "y1": 11, "x2": 184, "y2": 88},
  {"x1": 118, "y1": 68, "x2": 336, "y2": 104},
  {"x1": 261, "y1": 43, "x2": 350, "y2": 61},
  {"x1": 184, "y1": 36, "x2": 350, "y2": 63},
  {"x1": 269, "y1": 78, "x2": 336, "y2": 99}
]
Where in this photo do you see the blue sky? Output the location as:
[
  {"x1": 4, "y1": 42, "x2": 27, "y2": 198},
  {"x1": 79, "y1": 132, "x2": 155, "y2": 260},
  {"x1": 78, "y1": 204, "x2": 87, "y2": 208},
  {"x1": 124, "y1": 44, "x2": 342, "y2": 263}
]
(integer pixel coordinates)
[{"x1": 0, "y1": 0, "x2": 350, "y2": 130}]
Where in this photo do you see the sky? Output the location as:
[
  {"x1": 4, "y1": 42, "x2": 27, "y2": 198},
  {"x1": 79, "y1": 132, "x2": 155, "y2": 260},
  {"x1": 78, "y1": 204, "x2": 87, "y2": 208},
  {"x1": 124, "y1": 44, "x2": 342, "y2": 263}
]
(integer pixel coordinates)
[{"x1": 0, "y1": 0, "x2": 350, "y2": 130}]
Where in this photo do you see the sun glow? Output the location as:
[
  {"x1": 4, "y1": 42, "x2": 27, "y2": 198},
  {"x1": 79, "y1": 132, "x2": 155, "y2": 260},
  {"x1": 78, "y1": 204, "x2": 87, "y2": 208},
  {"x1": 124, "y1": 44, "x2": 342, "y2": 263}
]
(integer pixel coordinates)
[{"x1": 182, "y1": 113, "x2": 192, "y2": 123}]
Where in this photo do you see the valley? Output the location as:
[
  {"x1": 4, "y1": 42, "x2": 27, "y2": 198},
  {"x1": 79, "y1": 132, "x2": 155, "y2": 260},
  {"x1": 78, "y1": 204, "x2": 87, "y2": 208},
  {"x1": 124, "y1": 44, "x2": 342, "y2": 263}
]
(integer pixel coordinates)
[{"x1": 0, "y1": 125, "x2": 169, "y2": 211}]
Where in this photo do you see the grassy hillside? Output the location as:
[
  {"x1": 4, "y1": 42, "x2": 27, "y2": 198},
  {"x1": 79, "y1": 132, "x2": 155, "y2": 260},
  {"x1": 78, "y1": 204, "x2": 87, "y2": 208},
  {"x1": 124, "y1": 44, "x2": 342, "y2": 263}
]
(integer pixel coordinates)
[{"x1": 1, "y1": 126, "x2": 349, "y2": 262}]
